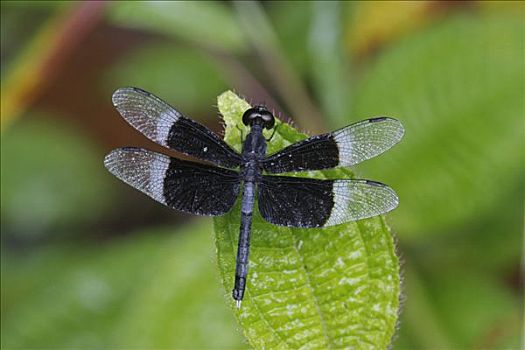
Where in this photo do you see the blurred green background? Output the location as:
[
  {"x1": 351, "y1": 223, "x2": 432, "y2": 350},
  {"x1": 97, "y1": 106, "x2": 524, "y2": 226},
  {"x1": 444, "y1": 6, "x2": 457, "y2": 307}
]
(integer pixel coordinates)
[{"x1": 1, "y1": 1, "x2": 523, "y2": 349}]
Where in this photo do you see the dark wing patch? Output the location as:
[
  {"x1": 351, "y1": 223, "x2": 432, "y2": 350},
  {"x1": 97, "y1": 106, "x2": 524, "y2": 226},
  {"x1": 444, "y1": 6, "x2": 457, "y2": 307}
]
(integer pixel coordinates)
[
  {"x1": 258, "y1": 175, "x2": 399, "y2": 227},
  {"x1": 112, "y1": 87, "x2": 242, "y2": 168},
  {"x1": 261, "y1": 117, "x2": 404, "y2": 173},
  {"x1": 262, "y1": 134, "x2": 340, "y2": 173},
  {"x1": 104, "y1": 147, "x2": 240, "y2": 216},
  {"x1": 258, "y1": 176, "x2": 335, "y2": 228},
  {"x1": 166, "y1": 116, "x2": 242, "y2": 169}
]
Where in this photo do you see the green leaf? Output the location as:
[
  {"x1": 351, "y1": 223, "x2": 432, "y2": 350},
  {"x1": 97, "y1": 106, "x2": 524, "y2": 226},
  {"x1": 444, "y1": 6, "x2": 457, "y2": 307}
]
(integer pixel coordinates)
[
  {"x1": 107, "y1": 1, "x2": 246, "y2": 52},
  {"x1": 1, "y1": 221, "x2": 244, "y2": 349},
  {"x1": 214, "y1": 91, "x2": 401, "y2": 348},
  {"x1": 351, "y1": 14, "x2": 525, "y2": 238}
]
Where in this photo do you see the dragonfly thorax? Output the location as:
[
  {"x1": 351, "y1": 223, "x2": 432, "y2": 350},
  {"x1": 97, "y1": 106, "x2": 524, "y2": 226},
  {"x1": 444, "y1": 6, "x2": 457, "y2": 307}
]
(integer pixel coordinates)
[{"x1": 242, "y1": 126, "x2": 267, "y2": 159}]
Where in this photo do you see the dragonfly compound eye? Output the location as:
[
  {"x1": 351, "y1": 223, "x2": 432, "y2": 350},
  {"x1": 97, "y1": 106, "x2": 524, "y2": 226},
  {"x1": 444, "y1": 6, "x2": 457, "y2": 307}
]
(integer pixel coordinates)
[
  {"x1": 242, "y1": 106, "x2": 274, "y2": 129},
  {"x1": 261, "y1": 111, "x2": 275, "y2": 130},
  {"x1": 242, "y1": 107, "x2": 258, "y2": 126}
]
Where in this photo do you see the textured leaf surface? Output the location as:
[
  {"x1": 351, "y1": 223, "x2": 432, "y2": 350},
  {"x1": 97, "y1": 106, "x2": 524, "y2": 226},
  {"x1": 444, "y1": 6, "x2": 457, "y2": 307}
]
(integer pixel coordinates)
[{"x1": 213, "y1": 92, "x2": 401, "y2": 348}]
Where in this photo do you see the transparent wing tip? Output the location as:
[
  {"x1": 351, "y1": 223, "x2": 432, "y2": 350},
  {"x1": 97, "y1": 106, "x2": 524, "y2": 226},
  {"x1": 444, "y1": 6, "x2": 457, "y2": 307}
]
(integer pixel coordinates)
[
  {"x1": 112, "y1": 87, "x2": 148, "y2": 107},
  {"x1": 103, "y1": 149, "x2": 119, "y2": 172},
  {"x1": 103, "y1": 147, "x2": 142, "y2": 174}
]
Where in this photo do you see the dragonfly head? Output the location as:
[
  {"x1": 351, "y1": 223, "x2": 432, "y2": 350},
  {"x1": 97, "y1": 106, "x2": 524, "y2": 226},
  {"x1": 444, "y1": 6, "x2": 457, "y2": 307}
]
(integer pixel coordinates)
[{"x1": 242, "y1": 105, "x2": 275, "y2": 130}]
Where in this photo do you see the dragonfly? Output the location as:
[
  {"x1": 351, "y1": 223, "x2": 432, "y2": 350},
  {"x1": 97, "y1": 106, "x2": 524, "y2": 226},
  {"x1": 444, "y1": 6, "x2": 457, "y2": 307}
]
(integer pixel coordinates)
[{"x1": 104, "y1": 87, "x2": 405, "y2": 308}]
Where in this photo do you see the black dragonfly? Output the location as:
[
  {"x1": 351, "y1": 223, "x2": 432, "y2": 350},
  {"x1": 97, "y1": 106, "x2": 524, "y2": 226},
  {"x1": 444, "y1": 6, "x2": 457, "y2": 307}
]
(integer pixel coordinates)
[{"x1": 104, "y1": 87, "x2": 405, "y2": 308}]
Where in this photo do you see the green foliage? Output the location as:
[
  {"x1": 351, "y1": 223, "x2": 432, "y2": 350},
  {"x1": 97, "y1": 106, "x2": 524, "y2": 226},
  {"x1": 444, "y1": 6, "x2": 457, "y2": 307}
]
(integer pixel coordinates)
[
  {"x1": 1, "y1": 119, "x2": 114, "y2": 237},
  {"x1": 1, "y1": 221, "x2": 244, "y2": 349},
  {"x1": 353, "y1": 13, "x2": 524, "y2": 349},
  {"x1": 1, "y1": 2, "x2": 522, "y2": 349},
  {"x1": 399, "y1": 265, "x2": 522, "y2": 349},
  {"x1": 351, "y1": 14, "x2": 525, "y2": 238},
  {"x1": 268, "y1": 2, "x2": 313, "y2": 77},
  {"x1": 107, "y1": 44, "x2": 228, "y2": 113},
  {"x1": 107, "y1": 1, "x2": 246, "y2": 52},
  {"x1": 306, "y1": 2, "x2": 352, "y2": 126},
  {"x1": 214, "y1": 92, "x2": 401, "y2": 349},
  {"x1": 427, "y1": 268, "x2": 520, "y2": 347}
]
